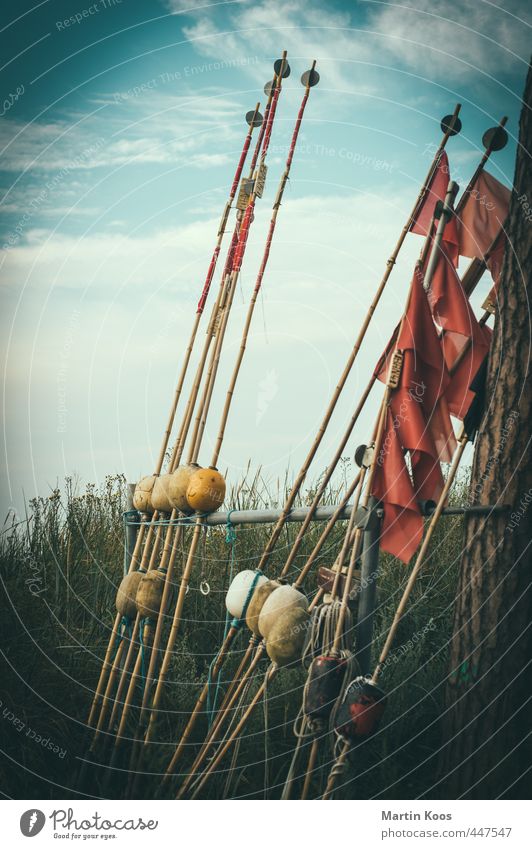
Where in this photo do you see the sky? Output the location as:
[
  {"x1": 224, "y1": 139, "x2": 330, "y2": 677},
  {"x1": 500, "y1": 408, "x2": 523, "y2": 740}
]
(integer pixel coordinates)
[{"x1": 1, "y1": 0, "x2": 530, "y2": 520}]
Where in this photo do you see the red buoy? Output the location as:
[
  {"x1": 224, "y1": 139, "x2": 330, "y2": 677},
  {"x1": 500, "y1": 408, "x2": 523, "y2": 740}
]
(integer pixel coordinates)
[{"x1": 334, "y1": 676, "x2": 386, "y2": 741}]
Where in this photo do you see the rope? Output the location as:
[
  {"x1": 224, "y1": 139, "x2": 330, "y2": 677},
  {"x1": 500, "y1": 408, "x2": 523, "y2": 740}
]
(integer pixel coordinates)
[
  {"x1": 280, "y1": 723, "x2": 306, "y2": 799},
  {"x1": 225, "y1": 509, "x2": 237, "y2": 545},
  {"x1": 111, "y1": 616, "x2": 133, "y2": 662},
  {"x1": 138, "y1": 618, "x2": 152, "y2": 692},
  {"x1": 206, "y1": 510, "x2": 239, "y2": 726},
  {"x1": 302, "y1": 600, "x2": 354, "y2": 667},
  {"x1": 231, "y1": 568, "x2": 263, "y2": 629},
  {"x1": 221, "y1": 673, "x2": 255, "y2": 798}
]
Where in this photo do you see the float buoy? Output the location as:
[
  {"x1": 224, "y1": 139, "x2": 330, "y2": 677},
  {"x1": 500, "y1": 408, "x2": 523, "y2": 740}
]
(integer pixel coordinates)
[
  {"x1": 115, "y1": 572, "x2": 143, "y2": 619},
  {"x1": 266, "y1": 606, "x2": 310, "y2": 667},
  {"x1": 225, "y1": 570, "x2": 268, "y2": 620},
  {"x1": 186, "y1": 467, "x2": 226, "y2": 513},
  {"x1": 258, "y1": 584, "x2": 307, "y2": 639},
  {"x1": 303, "y1": 655, "x2": 346, "y2": 722},
  {"x1": 133, "y1": 475, "x2": 156, "y2": 514},
  {"x1": 151, "y1": 474, "x2": 173, "y2": 514},
  {"x1": 245, "y1": 580, "x2": 280, "y2": 635},
  {"x1": 168, "y1": 464, "x2": 199, "y2": 514},
  {"x1": 334, "y1": 676, "x2": 386, "y2": 740},
  {"x1": 136, "y1": 571, "x2": 165, "y2": 619}
]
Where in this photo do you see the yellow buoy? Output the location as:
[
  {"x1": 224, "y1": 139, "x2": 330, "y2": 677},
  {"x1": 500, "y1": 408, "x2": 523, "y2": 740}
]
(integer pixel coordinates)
[
  {"x1": 258, "y1": 584, "x2": 307, "y2": 640},
  {"x1": 115, "y1": 572, "x2": 142, "y2": 619},
  {"x1": 168, "y1": 464, "x2": 199, "y2": 514},
  {"x1": 151, "y1": 474, "x2": 173, "y2": 514},
  {"x1": 245, "y1": 580, "x2": 280, "y2": 635},
  {"x1": 186, "y1": 466, "x2": 226, "y2": 513},
  {"x1": 133, "y1": 475, "x2": 156, "y2": 514},
  {"x1": 266, "y1": 606, "x2": 310, "y2": 667},
  {"x1": 136, "y1": 571, "x2": 165, "y2": 619}
]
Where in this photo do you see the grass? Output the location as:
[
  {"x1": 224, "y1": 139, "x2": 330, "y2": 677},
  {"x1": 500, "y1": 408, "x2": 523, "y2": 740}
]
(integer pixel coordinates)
[{"x1": 0, "y1": 469, "x2": 469, "y2": 800}]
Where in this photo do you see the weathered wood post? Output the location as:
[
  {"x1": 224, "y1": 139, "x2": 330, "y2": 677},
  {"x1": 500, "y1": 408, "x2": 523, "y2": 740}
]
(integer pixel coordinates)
[
  {"x1": 355, "y1": 497, "x2": 382, "y2": 675},
  {"x1": 124, "y1": 482, "x2": 139, "y2": 577}
]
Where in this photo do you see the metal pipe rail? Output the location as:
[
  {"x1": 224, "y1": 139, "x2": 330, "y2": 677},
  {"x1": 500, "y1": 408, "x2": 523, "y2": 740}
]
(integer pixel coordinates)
[{"x1": 131, "y1": 501, "x2": 508, "y2": 529}]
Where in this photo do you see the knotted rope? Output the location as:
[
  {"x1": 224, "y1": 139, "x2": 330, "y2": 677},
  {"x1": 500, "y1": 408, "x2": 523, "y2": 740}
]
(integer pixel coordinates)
[{"x1": 206, "y1": 510, "x2": 263, "y2": 726}]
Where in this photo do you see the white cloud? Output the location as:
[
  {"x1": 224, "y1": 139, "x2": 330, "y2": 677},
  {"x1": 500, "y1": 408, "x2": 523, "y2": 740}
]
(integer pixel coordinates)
[
  {"x1": 167, "y1": 0, "x2": 529, "y2": 95},
  {"x1": 2, "y1": 176, "x2": 495, "y2": 515},
  {"x1": 0, "y1": 91, "x2": 244, "y2": 175},
  {"x1": 366, "y1": 0, "x2": 530, "y2": 78}
]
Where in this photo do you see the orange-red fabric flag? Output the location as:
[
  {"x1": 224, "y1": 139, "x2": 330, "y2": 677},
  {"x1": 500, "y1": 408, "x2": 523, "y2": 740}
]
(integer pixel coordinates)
[
  {"x1": 372, "y1": 270, "x2": 457, "y2": 561},
  {"x1": 427, "y1": 240, "x2": 492, "y2": 419},
  {"x1": 456, "y1": 170, "x2": 510, "y2": 260},
  {"x1": 372, "y1": 408, "x2": 423, "y2": 564}
]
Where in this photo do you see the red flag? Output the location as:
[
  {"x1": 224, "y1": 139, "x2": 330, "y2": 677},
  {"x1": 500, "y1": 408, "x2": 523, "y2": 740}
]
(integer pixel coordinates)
[
  {"x1": 428, "y1": 240, "x2": 492, "y2": 419},
  {"x1": 410, "y1": 151, "x2": 459, "y2": 263},
  {"x1": 372, "y1": 408, "x2": 423, "y2": 564},
  {"x1": 376, "y1": 269, "x2": 457, "y2": 470},
  {"x1": 372, "y1": 270, "x2": 457, "y2": 561},
  {"x1": 456, "y1": 170, "x2": 510, "y2": 260}
]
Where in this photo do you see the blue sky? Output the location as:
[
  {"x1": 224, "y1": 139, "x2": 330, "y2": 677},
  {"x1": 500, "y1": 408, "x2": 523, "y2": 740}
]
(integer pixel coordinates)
[{"x1": 1, "y1": 0, "x2": 530, "y2": 519}]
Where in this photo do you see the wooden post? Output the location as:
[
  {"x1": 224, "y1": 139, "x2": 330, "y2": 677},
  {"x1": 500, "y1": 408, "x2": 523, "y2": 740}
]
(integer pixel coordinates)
[
  {"x1": 355, "y1": 496, "x2": 382, "y2": 675},
  {"x1": 124, "y1": 483, "x2": 138, "y2": 577}
]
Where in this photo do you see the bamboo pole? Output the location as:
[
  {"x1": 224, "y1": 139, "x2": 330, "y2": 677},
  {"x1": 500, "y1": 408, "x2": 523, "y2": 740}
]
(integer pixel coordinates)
[
  {"x1": 255, "y1": 110, "x2": 509, "y2": 579},
  {"x1": 322, "y1": 740, "x2": 350, "y2": 800},
  {"x1": 181, "y1": 377, "x2": 390, "y2": 798},
  {"x1": 166, "y1": 106, "x2": 504, "y2": 797},
  {"x1": 295, "y1": 187, "x2": 469, "y2": 796},
  {"x1": 157, "y1": 108, "x2": 463, "y2": 787},
  {"x1": 172, "y1": 266, "x2": 472, "y2": 799},
  {"x1": 319, "y1": 188, "x2": 477, "y2": 799},
  {"x1": 321, "y1": 433, "x2": 469, "y2": 801},
  {"x1": 104, "y1": 221, "x2": 255, "y2": 769},
  {"x1": 188, "y1": 63, "x2": 290, "y2": 464},
  {"x1": 271, "y1": 115, "x2": 507, "y2": 583},
  {"x1": 211, "y1": 61, "x2": 318, "y2": 468},
  {"x1": 159, "y1": 628, "x2": 256, "y2": 792},
  {"x1": 176, "y1": 142, "x2": 482, "y2": 797},
  {"x1": 162, "y1": 73, "x2": 349, "y2": 789},
  {"x1": 86, "y1": 102, "x2": 262, "y2": 728},
  {"x1": 189, "y1": 664, "x2": 277, "y2": 800},
  {"x1": 175, "y1": 642, "x2": 267, "y2": 798},
  {"x1": 455, "y1": 116, "x2": 508, "y2": 217},
  {"x1": 252, "y1": 105, "x2": 462, "y2": 577},
  {"x1": 279, "y1": 379, "x2": 374, "y2": 580},
  {"x1": 301, "y1": 738, "x2": 319, "y2": 799},
  {"x1": 123, "y1": 56, "x2": 291, "y2": 781},
  {"x1": 82, "y1": 106, "x2": 262, "y2": 759},
  {"x1": 372, "y1": 432, "x2": 468, "y2": 682}
]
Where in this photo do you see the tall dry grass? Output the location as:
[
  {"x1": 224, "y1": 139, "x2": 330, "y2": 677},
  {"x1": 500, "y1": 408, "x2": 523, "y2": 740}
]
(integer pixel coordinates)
[{"x1": 0, "y1": 469, "x2": 469, "y2": 799}]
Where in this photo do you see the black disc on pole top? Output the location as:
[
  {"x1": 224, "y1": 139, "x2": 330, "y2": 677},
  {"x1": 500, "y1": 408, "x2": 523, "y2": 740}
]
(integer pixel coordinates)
[
  {"x1": 482, "y1": 124, "x2": 508, "y2": 151},
  {"x1": 264, "y1": 79, "x2": 275, "y2": 97},
  {"x1": 301, "y1": 68, "x2": 320, "y2": 87},
  {"x1": 354, "y1": 444, "x2": 367, "y2": 468},
  {"x1": 274, "y1": 58, "x2": 291, "y2": 78},
  {"x1": 246, "y1": 109, "x2": 263, "y2": 128},
  {"x1": 440, "y1": 113, "x2": 462, "y2": 136}
]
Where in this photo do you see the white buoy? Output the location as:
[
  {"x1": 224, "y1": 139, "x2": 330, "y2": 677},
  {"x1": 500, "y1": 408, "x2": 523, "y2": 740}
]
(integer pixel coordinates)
[{"x1": 225, "y1": 570, "x2": 268, "y2": 620}]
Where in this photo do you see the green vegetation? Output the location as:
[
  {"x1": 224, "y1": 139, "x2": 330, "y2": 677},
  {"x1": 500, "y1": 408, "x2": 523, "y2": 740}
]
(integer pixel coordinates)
[{"x1": 0, "y1": 469, "x2": 468, "y2": 799}]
